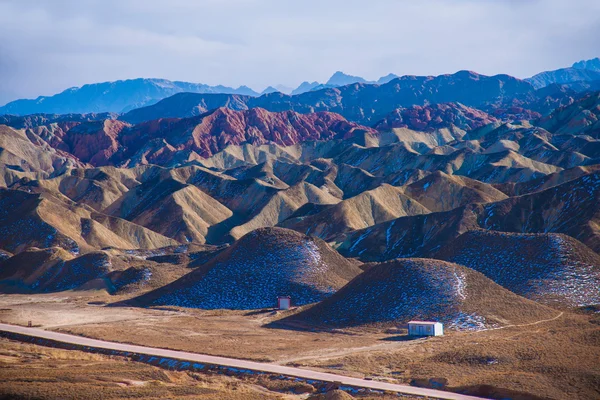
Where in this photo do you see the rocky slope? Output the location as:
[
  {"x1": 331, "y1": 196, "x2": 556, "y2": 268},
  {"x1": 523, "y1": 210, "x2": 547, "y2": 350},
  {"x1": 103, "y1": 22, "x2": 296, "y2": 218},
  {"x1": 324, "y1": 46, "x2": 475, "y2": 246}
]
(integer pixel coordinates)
[
  {"x1": 0, "y1": 246, "x2": 190, "y2": 294},
  {"x1": 526, "y1": 68, "x2": 600, "y2": 89},
  {"x1": 435, "y1": 230, "x2": 600, "y2": 308},
  {"x1": 128, "y1": 227, "x2": 363, "y2": 309},
  {"x1": 373, "y1": 103, "x2": 499, "y2": 133},
  {"x1": 539, "y1": 91, "x2": 600, "y2": 137},
  {"x1": 572, "y1": 57, "x2": 600, "y2": 72},
  {"x1": 281, "y1": 258, "x2": 556, "y2": 330},
  {"x1": 3, "y1": 108, "x2": 374, "y2": 167},
  {"x1": 280, "y1": 184, "x2": 430, "y2": 240},
  {"x1": 0, "y1": 188, "x2": 178, "y2": 255},
  {"x1": 335, "y1": 169, "x2": 600, "y2": 260},
  {"x1": 0, "y1": 125, "x2": 85, "y2": 182}
]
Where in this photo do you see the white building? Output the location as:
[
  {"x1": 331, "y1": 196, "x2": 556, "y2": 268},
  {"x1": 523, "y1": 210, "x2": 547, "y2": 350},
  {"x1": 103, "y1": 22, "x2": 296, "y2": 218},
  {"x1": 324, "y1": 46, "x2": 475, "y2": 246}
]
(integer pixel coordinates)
[{"x1": 408, "y1": 321, "x2": 444, "y2": 336}]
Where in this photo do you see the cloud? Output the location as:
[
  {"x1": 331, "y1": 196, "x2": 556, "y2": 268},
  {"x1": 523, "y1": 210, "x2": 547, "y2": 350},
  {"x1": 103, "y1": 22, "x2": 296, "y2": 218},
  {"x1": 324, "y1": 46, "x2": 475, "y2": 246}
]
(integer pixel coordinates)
[{"x1": 0, "y1": 0, "x2": 599, "y2": 104}]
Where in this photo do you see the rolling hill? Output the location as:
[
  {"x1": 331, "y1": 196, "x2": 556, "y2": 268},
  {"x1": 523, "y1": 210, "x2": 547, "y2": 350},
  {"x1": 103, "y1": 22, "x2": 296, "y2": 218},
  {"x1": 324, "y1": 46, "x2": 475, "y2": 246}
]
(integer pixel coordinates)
[
  {"x1": 281, "y1": 258, "x2": 556, "y2": 330},
  {"x1": 435, "y1": 230, "x2": 600, "y2": 308},
  {"x1": 127, "y1": 227, "x2": 363, "y2": 309}
]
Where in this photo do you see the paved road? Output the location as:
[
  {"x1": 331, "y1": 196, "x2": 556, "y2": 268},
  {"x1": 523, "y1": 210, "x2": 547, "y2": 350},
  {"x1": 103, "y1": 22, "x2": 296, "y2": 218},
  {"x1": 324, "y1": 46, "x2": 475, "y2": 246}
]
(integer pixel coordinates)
[{"x1": 0, "y1": 323, "x2": 485, "y2": 400}]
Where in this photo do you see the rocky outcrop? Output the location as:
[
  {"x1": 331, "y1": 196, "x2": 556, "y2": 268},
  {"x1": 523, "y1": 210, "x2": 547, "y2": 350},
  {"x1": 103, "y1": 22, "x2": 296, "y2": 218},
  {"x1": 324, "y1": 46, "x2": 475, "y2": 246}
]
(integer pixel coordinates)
[
  {"x1": 14, "y1": 108, "x2": 374, "y2": 167},
  {"x1": 539, "y1": 91, "x2": 600, "y2": 137},
  {"x1": 374, "y1": 103, "x2": 499, "y2": 132}
]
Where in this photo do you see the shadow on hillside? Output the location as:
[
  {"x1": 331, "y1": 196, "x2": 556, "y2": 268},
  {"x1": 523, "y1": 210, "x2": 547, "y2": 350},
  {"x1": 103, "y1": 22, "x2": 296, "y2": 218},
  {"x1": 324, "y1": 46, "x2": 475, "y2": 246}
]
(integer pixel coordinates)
[
  {"x1": 244, "y1": 309, "x2": 275, "y2": 317},
  {"x1": 204, "y1": 215, "x2": 242, "y2": 245},
  {"x1": 380, "y1": 335, "x2": 422, "y2": 342},
  {"x1": 264, "y1": 320, "x2": 358, "y2": 335},
  {"x1": 450, "y1": 384, "x2": 548, "y2": 400}
]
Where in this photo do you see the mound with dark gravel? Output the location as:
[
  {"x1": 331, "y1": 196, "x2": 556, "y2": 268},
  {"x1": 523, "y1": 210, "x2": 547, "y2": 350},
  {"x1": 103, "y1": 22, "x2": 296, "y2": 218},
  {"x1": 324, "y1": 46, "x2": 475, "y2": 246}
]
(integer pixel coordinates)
[
  {"x1": 435, "y1": 230, "x2": 600, "y2": 308},
  {"x1": 128, "y1": 227, "x2": 363, "y2": 309},
  {"x1": 0, "y1": 246, "x2": 193, "y2": 295},
  {"x1": 0, "y1": 248, "x2": 111, "y2": 292},
  {"x1": 282, "y1": 258, "x2": 555, "y2": 330}
]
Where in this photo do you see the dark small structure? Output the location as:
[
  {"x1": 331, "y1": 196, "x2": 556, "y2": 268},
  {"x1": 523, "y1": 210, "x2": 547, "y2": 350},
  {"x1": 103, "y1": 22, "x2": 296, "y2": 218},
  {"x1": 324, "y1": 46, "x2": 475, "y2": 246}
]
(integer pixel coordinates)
[{"x1": 277, "y1": 296, "x2": 291, "y2": 310}]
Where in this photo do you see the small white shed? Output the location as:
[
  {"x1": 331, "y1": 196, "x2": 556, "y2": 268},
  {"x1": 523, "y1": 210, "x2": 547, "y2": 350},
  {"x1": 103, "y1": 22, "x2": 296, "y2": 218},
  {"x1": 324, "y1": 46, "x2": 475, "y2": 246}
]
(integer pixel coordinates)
[
  {"x1": 408, "y1": 321, "x2": 443, "y2": 336},
  {"x1": 277, "y1": 296, "x2": 291, "y2": 310}
]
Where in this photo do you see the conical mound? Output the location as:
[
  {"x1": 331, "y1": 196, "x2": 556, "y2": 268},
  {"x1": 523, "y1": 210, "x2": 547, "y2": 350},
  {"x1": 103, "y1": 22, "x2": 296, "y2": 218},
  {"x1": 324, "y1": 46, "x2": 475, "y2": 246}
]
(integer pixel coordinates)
[
  {"x1": 0, "y1": 248, "x2": 109, "y2": 292},
  {"x1": 128, "y1": 227, "x2": 362, "y2": 309},
  {"x1": 283, "y1": 258, "x2": 556, "y2": 330},
  {"x1": 435, "y1": 230, "x2": 600, "y2": 308}
]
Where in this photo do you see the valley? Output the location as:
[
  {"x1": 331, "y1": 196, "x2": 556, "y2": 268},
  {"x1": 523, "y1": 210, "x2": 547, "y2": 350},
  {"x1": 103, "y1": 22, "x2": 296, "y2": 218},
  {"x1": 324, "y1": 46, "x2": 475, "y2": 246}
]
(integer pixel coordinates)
[
  {"x1": 0, "y1": 293, "x2": 598, "y2": 400},
  {"x1": 1, "y1": 55, "x2": 600, "y2": 399}
]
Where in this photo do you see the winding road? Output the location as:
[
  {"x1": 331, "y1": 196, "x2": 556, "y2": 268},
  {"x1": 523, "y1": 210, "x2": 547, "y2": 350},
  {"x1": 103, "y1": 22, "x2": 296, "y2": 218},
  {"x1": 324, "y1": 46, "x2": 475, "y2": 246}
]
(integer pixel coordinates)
[{"x1": 0, "y1": 322, "x2": 486, "y2": 400}]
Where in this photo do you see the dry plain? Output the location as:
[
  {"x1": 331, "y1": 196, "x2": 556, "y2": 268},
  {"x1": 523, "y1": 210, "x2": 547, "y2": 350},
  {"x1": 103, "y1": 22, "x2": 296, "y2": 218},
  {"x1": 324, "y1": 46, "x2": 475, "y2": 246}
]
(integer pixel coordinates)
[{"x1": 0, "y1": 291, "x2": 598, "y2": 400}]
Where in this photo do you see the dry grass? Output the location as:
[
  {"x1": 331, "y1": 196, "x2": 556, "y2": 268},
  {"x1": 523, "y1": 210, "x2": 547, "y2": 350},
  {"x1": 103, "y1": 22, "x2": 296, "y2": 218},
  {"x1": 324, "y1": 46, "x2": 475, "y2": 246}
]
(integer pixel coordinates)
[
  {"x1": 293, "y1": 313, "x2": 600, "y2": 400},
  {"x1": 0, "y1": 338, "x2": 423, "y2": 400},
  {"x1": 1, "y1": 294, "x2": 599, "y2": 399},
  {"x1": 0, "y1": 338, "x2": 284, "y2": 400}
]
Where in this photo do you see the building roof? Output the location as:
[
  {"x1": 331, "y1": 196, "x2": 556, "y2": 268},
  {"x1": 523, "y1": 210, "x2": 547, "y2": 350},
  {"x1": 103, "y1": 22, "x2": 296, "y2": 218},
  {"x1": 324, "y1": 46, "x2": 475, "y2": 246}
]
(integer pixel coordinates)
[{"x1": 408, "y1": 321, "x2": 442, "y2": 325}]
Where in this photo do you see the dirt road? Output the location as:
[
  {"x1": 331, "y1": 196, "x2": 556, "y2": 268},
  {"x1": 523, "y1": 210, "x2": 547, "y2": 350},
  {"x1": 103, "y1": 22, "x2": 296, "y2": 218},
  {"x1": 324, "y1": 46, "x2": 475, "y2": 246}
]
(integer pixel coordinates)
[{"x1": 0, "y1": 322, "x2": 486, "y2": 400}]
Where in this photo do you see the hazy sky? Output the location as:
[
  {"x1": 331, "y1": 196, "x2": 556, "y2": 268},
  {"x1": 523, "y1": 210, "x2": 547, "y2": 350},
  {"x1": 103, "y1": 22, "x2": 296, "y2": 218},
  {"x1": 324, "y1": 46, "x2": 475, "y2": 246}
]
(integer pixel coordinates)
[{"x1": 1, "y1": 0, "x2": 599, "y2": 104}]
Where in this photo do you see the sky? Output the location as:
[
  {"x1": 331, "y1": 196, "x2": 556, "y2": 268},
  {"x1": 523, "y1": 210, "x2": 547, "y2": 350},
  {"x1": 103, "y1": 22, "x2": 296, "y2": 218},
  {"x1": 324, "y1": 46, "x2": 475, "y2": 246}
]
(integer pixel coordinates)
[{"x1": 0, "y1": 0, "x2": 599, "y2": 105}]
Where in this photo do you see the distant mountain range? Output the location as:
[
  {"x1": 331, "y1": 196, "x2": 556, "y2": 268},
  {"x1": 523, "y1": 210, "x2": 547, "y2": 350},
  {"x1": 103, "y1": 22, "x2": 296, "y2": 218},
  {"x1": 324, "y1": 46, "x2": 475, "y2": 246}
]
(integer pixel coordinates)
[
  {"x1": 525, "y1": 57, "x2": 600, "y2": 89},
  {"x1": 119, "y1": 70, "x2": 573, "y2": 125},
  {"x1": 1, "y1": 58, "x2": 598, "y2": 117},
  {"x1": 572, "y1": 57, "x2": 600, "y2": 72},
  {"x1": 0, "y1": 71, "x2": 424, "y2": 116},
  {"x1": 0, "y1": 78, "x2": 262, "y2": 115}
]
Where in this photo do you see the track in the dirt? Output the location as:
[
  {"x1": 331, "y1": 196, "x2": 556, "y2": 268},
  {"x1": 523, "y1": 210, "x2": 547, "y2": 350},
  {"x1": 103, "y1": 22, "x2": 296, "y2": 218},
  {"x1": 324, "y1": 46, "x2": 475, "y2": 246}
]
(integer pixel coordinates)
[{"x1": 0, "y1": 322, "x2": 486, "y2": 400}]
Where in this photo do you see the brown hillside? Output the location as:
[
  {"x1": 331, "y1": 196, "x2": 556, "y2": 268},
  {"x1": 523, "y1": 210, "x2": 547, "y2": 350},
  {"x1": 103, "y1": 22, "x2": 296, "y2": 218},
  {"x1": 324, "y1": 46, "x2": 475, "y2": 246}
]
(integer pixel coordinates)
[
  {"x1": 105, "y1": 177, "x2": 233, "y2": 244},
  {"x1": 435, "y1": 230, "x2": 600, "y2": 308},
  {"x1": 403, "y1": 171, "x2": 508, "y2": 212},
  {"x1": 336, "y1": 169, "x2": 600, "y2": 261},
  {"x1": 10, "y1": 166, "x2": 145, "y2": 211},
  {"x1": 0, "y1": 188, "x2": 178, "y2": 255},
  {"x1": 0, "y1": 247, "x2": 190, "y2": 294},
  {"x1": 127, "y1": 227, "x2": 362, "y2": 309},
  {"x1": 280, "y1": 184, "x2": 430, "y2": 240},
  {"x1": 0, "y1": 125, "x2": 84, "y2": 176},
  {"x1": 335, "y1": 204, "x2": 480, "y2": 261},
  {"x1": 282, "y1": 258, "x2": 556, "y2": 330},
  {"x1": 229, "y1": 181, "x2": 340, "y2": 240}
]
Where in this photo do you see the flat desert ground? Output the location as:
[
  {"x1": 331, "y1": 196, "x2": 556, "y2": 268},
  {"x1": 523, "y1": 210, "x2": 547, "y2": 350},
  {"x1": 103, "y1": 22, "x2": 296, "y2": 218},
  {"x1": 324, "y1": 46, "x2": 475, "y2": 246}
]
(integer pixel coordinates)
[{"x1": 0, "y1": 291, "x2": 599, "y2": 400}]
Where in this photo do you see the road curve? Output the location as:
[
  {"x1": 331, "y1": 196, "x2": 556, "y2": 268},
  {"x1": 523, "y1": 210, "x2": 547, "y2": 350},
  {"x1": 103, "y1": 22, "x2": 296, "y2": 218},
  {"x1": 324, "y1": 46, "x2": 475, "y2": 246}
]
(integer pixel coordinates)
[{"x1": 0, "y1": 323, "x2": 485, "y2": 400}]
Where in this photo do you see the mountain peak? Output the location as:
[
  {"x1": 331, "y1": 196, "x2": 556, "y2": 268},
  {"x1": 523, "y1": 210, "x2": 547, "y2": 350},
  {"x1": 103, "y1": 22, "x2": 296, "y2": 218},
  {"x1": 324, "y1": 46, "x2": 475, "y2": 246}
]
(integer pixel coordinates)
[
  {"x1": 235, "y1": 85, "x2": 260, "y2": 96},
  {"x1": 572, "y1": 57, "x2": 600, "y2": 72},
  {"x1": 260, "y1": 86, "x2": 279, "y2": 95},
  {"x1": 377, "y1": 73, "x2": 399, "y2": 84},
  {"x1": 326, "y1": 71, "x2": 369, "y2": 86},
  {"x1": 291, "y1": 81, "x2": 320, "y2": 95}
]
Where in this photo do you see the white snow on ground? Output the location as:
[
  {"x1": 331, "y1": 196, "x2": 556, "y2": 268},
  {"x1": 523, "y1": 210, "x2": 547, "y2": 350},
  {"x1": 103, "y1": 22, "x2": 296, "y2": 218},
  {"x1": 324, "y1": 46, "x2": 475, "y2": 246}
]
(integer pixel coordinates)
[
  {"x1": 297, "y1": 260, "x2": 495, "y2": 331},
  {"x1": 442, "y1": 230, "x2": 600, "y2": 307},
  {"x1": 349, "y1": 228, "x2": 372, "y2": 253},
  {"x1": 453, "y1": 271, "x2": 467, "y2": 300},
  {"x1": 448, "y1": 313, "x2": 494, "y2": 331}
]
